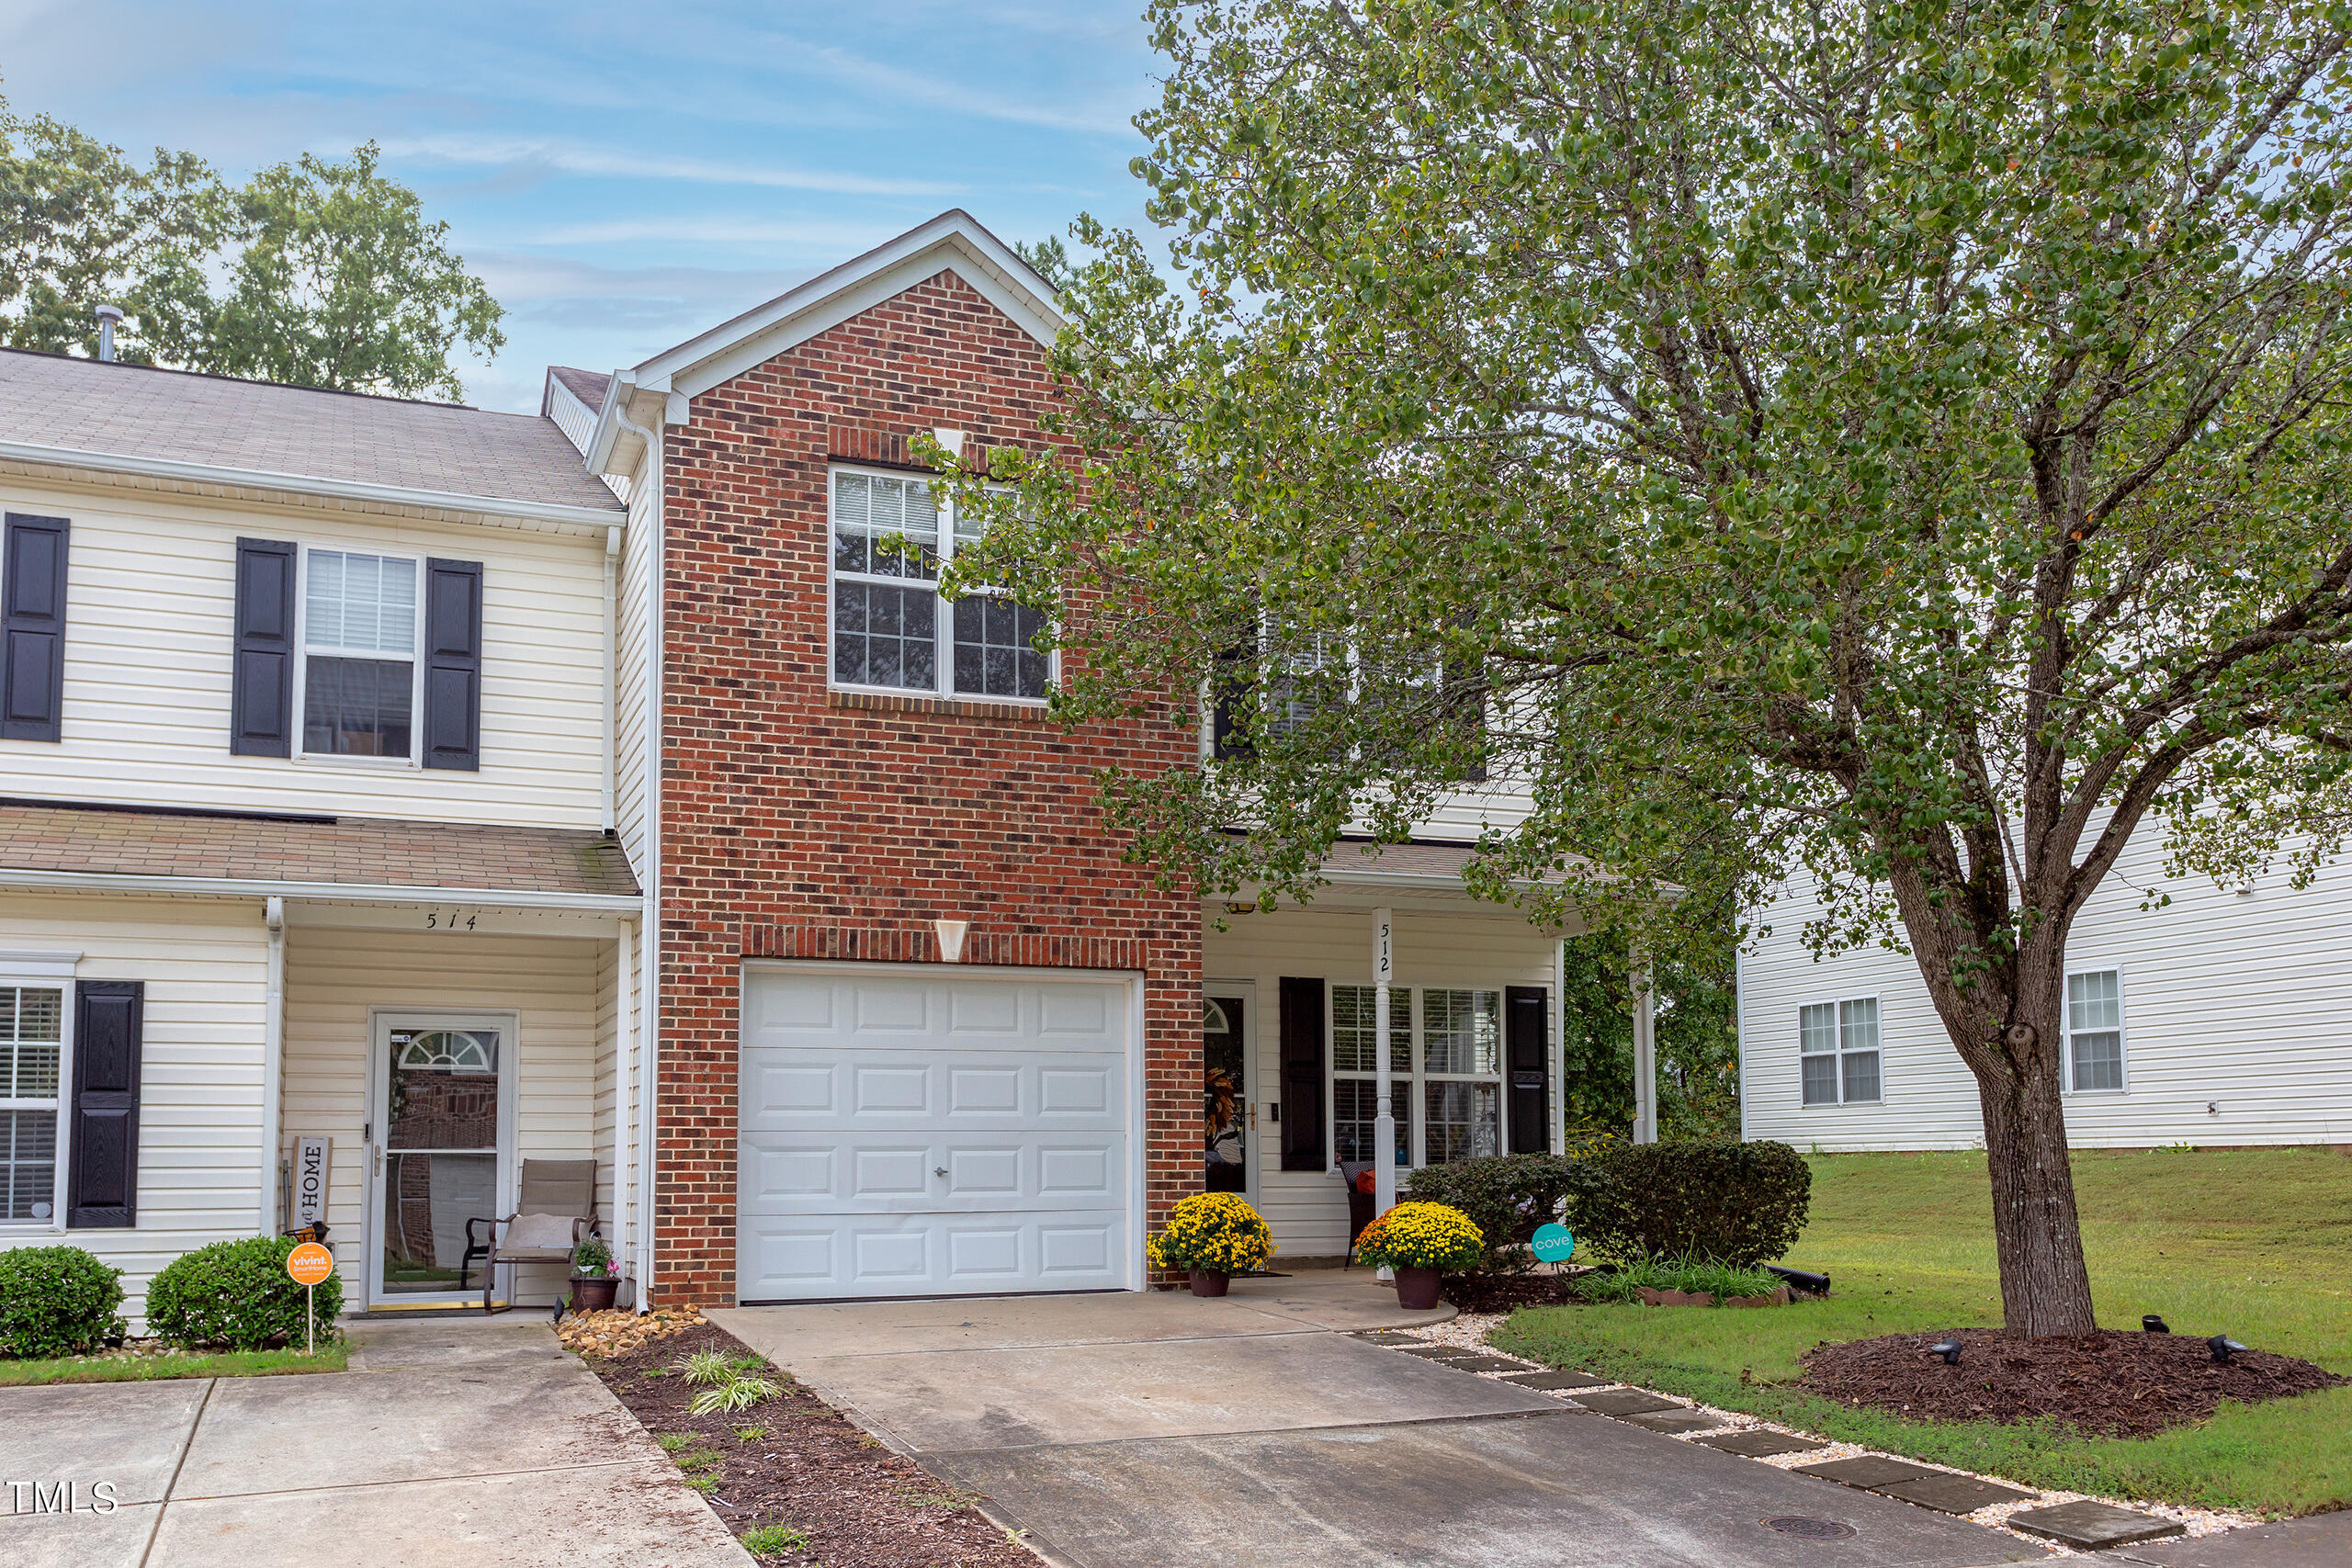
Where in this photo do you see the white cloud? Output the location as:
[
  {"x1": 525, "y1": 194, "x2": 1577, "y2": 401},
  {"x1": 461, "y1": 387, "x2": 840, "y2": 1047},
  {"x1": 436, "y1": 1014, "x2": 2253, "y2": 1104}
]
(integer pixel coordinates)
[
  {"x1": 381, "y1": 133, "x2": 963, "y2": 197},
  {"x1": 522, "y1": 215, "x2": 913, "y2": 254},
  {"x1": 793, "y1": 42, "x2": 1140, "y2": 138}
]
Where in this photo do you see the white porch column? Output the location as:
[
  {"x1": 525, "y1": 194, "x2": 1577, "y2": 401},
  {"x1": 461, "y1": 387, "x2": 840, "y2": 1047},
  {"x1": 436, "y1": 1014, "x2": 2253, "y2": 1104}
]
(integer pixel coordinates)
[
  {"x1": 1372, "y1": 907, "x2": 1397, "y2": 1219},
  {"x1": 258, "y1": 896, "x2": 285, "y2": 1235},
  {"x1": 1632, "y1": 956, "x2": 1657, "y2": 1145}
]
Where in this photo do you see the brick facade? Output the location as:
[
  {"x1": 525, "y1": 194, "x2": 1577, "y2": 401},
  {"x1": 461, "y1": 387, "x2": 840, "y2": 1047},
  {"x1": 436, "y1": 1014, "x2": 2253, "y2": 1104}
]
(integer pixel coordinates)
[{"x1": 650, "y1": 269, "x2": 1202, "y2": 1305}]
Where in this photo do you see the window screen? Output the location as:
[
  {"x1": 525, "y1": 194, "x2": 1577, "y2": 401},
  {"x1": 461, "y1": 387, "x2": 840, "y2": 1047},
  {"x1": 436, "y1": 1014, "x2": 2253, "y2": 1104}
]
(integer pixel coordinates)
[
  {"x1": 2067, "y1": 970, "x2": 2125, "y2": 1091},
  {"x1": 1801, "y1": 997, "x2": 1882, "y2": 1105}
]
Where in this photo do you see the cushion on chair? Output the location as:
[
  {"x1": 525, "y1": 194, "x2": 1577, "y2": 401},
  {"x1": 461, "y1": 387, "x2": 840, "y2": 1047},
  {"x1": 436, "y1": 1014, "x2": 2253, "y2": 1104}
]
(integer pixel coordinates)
[{"x1": 498, "y1": 1212, "x2": 579, "y2": 1258}]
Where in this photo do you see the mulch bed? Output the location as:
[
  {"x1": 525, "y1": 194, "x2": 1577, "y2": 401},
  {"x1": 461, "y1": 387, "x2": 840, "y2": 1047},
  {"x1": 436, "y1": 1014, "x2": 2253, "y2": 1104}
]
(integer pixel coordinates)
[
  {"x1": 1442, "y1": 1273, "x2": 1583, "y2": 1312},
  {"x1": 587, "y1": 1321, "x2": 1036, "y2": 1568},
  {"x1": 1802, "y1": 1328, "x2": 2346, "y2": 1438}
]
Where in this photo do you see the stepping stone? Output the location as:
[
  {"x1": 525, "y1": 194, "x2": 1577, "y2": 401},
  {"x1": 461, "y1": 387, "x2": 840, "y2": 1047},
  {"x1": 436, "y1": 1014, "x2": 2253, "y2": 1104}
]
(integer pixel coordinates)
[
  {"x1": 1498, "y1": 1370, "x2": 1611, "y2": 1392},
  {"x1": 1618, "y1": 1409, "x2": 1725, "y2": 1434},
  {"x1": 1794, "y1": 1455, "x2": 1931, "y2": 1489},
  {"x1": 1568, "y1": 1389, "x2": 1680, "y2": 1416},
  {"x1": 1439, "y1": 1354, "x2": 1540, "y2": 1372},
  {"x1": 2007, "y1": 1501, "x2": 2187, "y2": 1551},
  {"x1": 1353, "y1": 1332, "x2": 1426, "y2": 1346},
  {"x1": 1393, "y1": 1344, "x2": 1475, "y2": 1359},
  {"x1": 1872, "y1": 1472, "x2": 2037, "y2": 1516},
  {"x1": 1691, "y1": 1428, "x2": 1826, "y2": 1458}
]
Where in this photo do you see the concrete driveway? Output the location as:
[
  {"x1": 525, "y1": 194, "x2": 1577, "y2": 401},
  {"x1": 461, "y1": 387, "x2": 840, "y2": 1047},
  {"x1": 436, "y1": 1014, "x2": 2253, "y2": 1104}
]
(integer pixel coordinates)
[
  {"x1": 714, "y1": 1274, "x2": 2045, "y2": 1568},
  {"x1": 0, "y1": 1316, "x2": 748, "y2": 1568}
]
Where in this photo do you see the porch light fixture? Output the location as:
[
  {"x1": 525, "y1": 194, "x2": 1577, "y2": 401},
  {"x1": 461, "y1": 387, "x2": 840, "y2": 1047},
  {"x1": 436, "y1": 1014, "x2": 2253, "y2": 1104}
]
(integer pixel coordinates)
[
  {"x1": 2208, "y1": 1336, "x2": 2247, "y2": 1364},
  {"x1": 2142, "y1": 1315, "x2": 2169, "y2": 1334},
  {"x1": 1927, "y1": 1339, "x2": 1962, "y2": 1366}
]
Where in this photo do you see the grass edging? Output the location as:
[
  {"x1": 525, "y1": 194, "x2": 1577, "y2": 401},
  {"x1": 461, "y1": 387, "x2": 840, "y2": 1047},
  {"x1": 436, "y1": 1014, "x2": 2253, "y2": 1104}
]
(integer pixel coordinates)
[{"x1": 0, "y1": 1343, "x2": 348, "y2": 1385}]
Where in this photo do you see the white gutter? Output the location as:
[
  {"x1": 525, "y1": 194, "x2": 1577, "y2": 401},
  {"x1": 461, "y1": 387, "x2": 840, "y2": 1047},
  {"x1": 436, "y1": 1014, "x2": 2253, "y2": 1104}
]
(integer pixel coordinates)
[
  {"x1": 0, "y1": 438, "x2": 627, "y2": 531},
  {"x1": 602, "y1": 524, "x2": 621, "y2": 833},
  {"x1": 613, "y1": 400, "x2": 665, "y2": 1308},
  {"x1": 0, "y1": 866, "x2": 640, "y2": 911},
  {"x1": 259, "y1": 896, "x2": 285, "y2": 1235}
]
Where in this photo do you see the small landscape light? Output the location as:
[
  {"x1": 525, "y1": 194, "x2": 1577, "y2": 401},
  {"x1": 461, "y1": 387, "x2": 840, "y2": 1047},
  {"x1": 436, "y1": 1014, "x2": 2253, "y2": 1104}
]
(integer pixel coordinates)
[
  {"x1": 1927, "y1": 1339, "x2": 1962, "y2": 1366},
  {"x1": 2142, "y1": 1314, "x2": 2170, "y2": 1334},
  {"x1": 2208, "y1": 1336, "x2": 2247, "y2": 1364}
]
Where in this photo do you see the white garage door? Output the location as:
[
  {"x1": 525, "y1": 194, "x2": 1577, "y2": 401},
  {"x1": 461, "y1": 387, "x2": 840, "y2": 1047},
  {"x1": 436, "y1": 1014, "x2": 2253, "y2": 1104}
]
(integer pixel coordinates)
[{"x1": 737, "y1": 966, "x2": 1135, "y2": 1302}]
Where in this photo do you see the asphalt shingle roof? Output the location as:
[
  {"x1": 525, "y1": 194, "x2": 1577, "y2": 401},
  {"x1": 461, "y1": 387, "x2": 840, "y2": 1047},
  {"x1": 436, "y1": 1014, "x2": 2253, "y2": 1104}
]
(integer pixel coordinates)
[
  {"x1": 0, "y1": 800, "x2": 639, "y2": 899},
  {"x1": 0, "y1": 349, "x2": 622, "y2": 513},
  {"x1": 548, "y1": 366, "x2": 613, "y2": 407}
]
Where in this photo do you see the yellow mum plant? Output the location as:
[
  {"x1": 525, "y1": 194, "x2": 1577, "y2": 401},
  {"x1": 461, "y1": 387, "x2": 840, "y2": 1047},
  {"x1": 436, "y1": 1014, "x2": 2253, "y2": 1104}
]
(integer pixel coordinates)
[
  {"x1": 1352, "y1": 1201, "x2": 1484, "y2": 1273},
  {"x1": 1146, "y1": 1192, "x2": 1275, "y2": 1274}
]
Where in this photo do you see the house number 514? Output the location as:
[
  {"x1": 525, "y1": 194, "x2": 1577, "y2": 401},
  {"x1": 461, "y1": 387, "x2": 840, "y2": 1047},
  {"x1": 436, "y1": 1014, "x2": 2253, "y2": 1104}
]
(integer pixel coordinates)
[{"x1": 424, "y1": 910, "x2": 479, "y2": 931}]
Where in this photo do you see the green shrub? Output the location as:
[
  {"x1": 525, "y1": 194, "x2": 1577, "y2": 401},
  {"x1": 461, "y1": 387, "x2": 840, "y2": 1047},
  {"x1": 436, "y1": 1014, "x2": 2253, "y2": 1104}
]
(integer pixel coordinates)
[
  {"x1": 1566, "y1": 1139, "x2": 1811, "y2": 1267},
  {"x1": 145, "y1": 1236, "x2": 342, "y2": 1350},
  {"x1": 0, "y1": 1246, "x2": 126, "y2": 1358},
  {"x1": 1404, "y1": 1152, "x2": 1585, "y2": 1274}
]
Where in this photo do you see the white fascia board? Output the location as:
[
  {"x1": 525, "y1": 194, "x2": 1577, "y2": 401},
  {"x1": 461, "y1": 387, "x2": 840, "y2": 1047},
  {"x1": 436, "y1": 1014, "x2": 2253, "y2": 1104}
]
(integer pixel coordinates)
[
  {"x1": 638, "y1": 212, "x2": 1067, "y2": 402},
  {"x1": 0, "y1": 865, "x2": 641, "y2": 912},
  {"x1": 0, "y1": 438, "x2": 625, "y2": 532}
]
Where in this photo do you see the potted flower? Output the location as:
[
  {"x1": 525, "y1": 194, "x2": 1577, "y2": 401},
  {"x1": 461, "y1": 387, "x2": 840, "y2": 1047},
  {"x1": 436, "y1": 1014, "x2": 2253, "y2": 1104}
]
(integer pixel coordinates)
[
  {"x1": 1351, "y1": 1201, "x2": 1484, "y2": 1310},
  {"x1": 568, "y1": 1236, "x2": 621, "y2": 1314},
  {"x1": 1146, "y1": 1192, "x2": 1274, "y2": 1296}
]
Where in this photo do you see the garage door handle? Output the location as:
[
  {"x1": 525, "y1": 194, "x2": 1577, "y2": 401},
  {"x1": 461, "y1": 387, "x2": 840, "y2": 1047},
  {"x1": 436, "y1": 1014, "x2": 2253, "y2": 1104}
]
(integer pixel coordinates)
[{"x1": 933, "y1": 1167, "x2": 949, "y2": 1178}]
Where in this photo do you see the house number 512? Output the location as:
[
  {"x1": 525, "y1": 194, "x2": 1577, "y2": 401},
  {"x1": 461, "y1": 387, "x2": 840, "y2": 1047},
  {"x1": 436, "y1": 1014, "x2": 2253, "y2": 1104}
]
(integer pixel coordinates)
[{"x1": 424, "y1": 910, "x2": 480, "y2": 931}]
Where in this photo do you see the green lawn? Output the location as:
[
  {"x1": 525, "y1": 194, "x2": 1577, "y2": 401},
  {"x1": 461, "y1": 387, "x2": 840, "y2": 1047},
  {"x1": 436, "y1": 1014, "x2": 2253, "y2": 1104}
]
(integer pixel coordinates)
[
  {"x1": 1493, "y1": 1147, "x2": 2352, "y2": 1517},
  {"x1": 0, "y1": 1343, "x2": 348, "y2": 1385}
]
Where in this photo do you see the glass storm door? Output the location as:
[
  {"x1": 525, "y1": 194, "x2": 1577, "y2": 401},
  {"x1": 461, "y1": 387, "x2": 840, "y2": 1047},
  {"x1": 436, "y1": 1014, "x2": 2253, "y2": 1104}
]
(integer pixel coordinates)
[
  {"x1": 371, "y1": 1021, "x2": 504, "y2": 1303},
  {"x1": 1204, "y1": 996, "x2": 1249, "y2": 1194}
]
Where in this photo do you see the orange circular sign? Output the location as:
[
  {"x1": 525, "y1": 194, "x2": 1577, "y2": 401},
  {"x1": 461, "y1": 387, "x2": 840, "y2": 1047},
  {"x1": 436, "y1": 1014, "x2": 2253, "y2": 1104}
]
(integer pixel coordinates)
[{"x1": 286, "y1": 1242, "x2": 334, "y2": 1287}]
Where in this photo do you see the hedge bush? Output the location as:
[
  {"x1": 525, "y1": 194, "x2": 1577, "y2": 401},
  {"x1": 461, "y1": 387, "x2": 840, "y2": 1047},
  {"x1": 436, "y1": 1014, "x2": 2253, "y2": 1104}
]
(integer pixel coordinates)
[
  {"x1": 0, "y1": 1246, "x2": 126, "y2": 1358},
  {"x1": 1566, "y1": 1138, "x2": 1811, "y2": 1267},
  {"x1": 145, "y1": 1235, "x2": 343, "y2": 1350},
  {"x1": 1403, "y1": 1153, "x2": 1584, "y2": 1274}
]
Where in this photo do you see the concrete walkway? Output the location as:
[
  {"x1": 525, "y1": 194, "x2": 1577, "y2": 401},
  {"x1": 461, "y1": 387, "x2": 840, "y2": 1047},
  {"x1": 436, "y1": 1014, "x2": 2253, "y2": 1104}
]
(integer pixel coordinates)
[
  {"x1": 0, "y1": 1316, "x2": 749, "y2": 1568},
  {"x1": 714, "y1": 1274, "x2": 2046, "y2": 1568}
]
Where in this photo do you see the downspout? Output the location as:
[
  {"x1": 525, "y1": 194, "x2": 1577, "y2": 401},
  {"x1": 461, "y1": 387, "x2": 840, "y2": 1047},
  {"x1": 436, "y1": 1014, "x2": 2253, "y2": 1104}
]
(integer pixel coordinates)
[
  {"x1": 1551, "y1": 937, "x2": 1567, "y2": 1154},
  {"x1": 614, "y1": 401, "x2": 663, "y2": 1307},
  {"x1": 602, "y1": 525, "x2": 620, "y2": 833},
  {"x1": 259, "y1": 897, "x2": 285, "y2": 1235}
]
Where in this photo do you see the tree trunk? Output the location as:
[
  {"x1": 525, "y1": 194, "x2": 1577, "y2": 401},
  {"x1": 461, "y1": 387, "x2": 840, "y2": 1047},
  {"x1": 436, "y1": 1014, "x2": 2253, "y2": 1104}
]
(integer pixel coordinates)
[{"x1": 1972, "y1": 1006, "x2": 2098, "y2": 1337}]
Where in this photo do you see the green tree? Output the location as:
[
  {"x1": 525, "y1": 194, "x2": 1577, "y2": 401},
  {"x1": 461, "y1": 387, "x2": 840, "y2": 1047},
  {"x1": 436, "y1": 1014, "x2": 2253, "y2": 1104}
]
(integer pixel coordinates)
[
  {"x1": 0, "y1": 105, "x2": 502, "y2": 400},
  {"x1": 947, "y1": 0, "x2": 2352, "y2": 1336},
  {"x1": 1560, "y1": 930, "x2": 1742, "y2": 1141}
]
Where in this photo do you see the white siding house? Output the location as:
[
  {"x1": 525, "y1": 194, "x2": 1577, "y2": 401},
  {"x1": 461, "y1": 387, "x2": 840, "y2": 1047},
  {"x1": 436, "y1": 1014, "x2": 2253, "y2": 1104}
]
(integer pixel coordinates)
[
  {"x1": 0, "y1": 350, "x2": 644, "y2": 1326},
  {"x1": 1739, "y1": 824, "x2": 2352, "y2": 1151}
]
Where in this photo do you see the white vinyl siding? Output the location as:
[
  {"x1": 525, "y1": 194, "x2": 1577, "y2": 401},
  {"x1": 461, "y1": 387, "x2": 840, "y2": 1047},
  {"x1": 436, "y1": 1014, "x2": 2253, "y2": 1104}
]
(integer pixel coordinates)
[
  {"x1": 1739, "y1": 815, "x2": 2352, "y2": 1149},
  {"x1": 1202, "y1": 905, "x2": 1569, "y2": 1258},
  {"x1": 0, "y1": 480, "x2": 609, "y2": 826},
  {"x1": 0, "y1": 896, "x2": 269, "y2": 1330},
  {"x1": 2067, "y1": 969, "x2": 2127, "y2": 1093}
]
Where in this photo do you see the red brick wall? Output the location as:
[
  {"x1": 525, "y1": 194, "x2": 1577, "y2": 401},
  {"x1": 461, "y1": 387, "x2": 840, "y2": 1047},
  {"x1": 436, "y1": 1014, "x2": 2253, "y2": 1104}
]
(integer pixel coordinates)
[{"x1": 650, "y1": 268, "x2": 1201, "y2": 1306}]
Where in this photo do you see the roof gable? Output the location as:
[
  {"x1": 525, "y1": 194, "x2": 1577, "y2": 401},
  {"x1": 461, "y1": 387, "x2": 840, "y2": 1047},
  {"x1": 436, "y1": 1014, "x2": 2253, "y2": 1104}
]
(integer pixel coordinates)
[{"x1": 636, "y1": 210, "x2": 1065, "y2": 401}]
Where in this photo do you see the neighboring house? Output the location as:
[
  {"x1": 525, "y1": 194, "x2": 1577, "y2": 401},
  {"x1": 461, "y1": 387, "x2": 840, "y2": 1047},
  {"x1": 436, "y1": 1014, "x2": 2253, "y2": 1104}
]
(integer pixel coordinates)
[
  {"x1": 0, "y1": 209, "x2": 1574, "y2": 1322},
  {"x1": 1738, "y1": 826, "x2": 2352, "y2": 1151},
  {"x1": 0, "y1": 349, "x2": 637, "y2": 1323}
]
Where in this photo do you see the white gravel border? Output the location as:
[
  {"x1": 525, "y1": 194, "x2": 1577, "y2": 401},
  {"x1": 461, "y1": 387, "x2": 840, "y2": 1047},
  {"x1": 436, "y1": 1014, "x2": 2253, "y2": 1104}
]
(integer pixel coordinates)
[{"x1": 1375, "y1": 1313, "x2": 2265, "y2": 1556}]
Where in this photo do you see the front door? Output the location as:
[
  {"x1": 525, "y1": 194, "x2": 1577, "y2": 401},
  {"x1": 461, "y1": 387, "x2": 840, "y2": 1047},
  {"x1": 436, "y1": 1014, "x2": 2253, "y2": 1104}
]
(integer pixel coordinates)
[
  {"x1": 1204, "y1": 993, "x2": 1250, "y2": 1194},
  {"x1": 366, "y1": 1014, "x2": 513, "y2": 1306}
]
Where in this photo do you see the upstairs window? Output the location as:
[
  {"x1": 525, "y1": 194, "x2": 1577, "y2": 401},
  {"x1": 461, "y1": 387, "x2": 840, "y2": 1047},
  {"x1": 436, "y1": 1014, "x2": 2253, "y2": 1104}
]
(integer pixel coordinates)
[
  {"x1": 302, "y1": 548, "x2": 418, "y2": 758},
  {"x1": 830, "y1": 468, "x2": 1048, "y2": 703},
  {"x1": 2066, "y1": 970, "x2": 2127, "y2": 1092},
  {"x1": 1800, "y1": 997, "x2": 1882, "y2": 1105}
]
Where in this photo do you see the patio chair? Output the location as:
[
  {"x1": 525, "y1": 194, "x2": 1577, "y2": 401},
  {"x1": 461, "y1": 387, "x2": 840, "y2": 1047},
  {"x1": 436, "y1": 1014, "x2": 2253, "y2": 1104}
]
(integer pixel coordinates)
[
  {"x1": 465, "y1": 1159, "x2": 598, "y2": 1315},
  {"x1": 1339, "y1": 1160, "x2": 1376, "y2": 1264}
]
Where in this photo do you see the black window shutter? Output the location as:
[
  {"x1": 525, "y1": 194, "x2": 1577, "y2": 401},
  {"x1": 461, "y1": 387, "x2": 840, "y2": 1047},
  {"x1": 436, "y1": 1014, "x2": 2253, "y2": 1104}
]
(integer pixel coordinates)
[
  {"x1": 1278, "y1": 976, "x2": 1328, "y2": 1171},
  {"x1": 1506, "y1": 985, "x2": 1551, "y2": 1154},
  {"x1": 231, "y1": 538, "x2": 297, "y2": 757},
  {"x1": 1, "y1": 513, "x2": 70, "y2": 742},
  {"x1": 67, "y1": 980, "x2": 143, "y2": 1229},
  {"x1": 422, "y1": 558, "x2": 482, "y2": 771}
]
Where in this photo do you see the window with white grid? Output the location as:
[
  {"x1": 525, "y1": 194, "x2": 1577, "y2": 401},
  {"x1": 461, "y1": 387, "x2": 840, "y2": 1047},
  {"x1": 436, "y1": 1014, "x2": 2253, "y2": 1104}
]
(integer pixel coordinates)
[
  {"x1": 1800, "y1": 997, "x2": 1882, "y2": 1105},
  {"x1": 0, "y1": 985, "x2": 65, "y2": 1224},
  {"x1": 2066, "y1": 970, "x2": 2126, "y2": 1092},
  {"x1": 1329, "y1": 985, "x2": 1503, "y2": 1167},
  {"x1": 830, "y1": 468, "x2": 1049, "y2": 702}
]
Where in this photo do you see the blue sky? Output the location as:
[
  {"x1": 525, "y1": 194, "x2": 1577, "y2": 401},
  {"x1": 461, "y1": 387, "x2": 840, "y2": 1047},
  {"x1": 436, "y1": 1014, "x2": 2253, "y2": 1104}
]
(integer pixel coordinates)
[{"x1": 0, "y1": 0, "x2": 1161, "y2": 411}]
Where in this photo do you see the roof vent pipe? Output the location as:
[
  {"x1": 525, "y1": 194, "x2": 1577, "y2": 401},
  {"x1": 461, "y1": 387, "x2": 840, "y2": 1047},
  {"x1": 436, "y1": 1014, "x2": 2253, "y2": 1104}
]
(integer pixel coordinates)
[{"x1": 95, "y1": 303, "x2": 124, "y2": 362}]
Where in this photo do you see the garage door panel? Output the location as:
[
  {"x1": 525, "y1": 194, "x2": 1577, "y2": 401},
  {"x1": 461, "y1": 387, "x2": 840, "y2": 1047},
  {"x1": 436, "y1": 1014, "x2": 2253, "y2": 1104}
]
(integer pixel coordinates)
[{"x1": 739, "y1": 969, "x2": 1133, "y2": 1302}]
